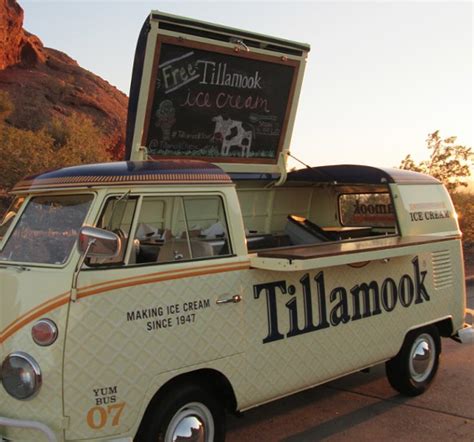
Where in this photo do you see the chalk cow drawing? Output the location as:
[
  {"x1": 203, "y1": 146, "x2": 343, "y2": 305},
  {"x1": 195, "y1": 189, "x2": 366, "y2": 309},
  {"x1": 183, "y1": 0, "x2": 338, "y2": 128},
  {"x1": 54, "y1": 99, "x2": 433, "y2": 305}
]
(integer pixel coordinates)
[{"x1": 212, "y1": 115, "x2": 253, "y2": 157}]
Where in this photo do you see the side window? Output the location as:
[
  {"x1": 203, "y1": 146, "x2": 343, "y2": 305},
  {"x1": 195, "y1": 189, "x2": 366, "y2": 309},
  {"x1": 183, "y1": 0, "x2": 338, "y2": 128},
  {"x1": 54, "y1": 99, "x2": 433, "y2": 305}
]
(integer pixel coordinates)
[
  {"x1": 132, "y1": 195, "x2": 231, "y2": 264},
  {"x1": 89, "y1": 195, "x2": 138, "y2": 266},
  {"x1": 339, "y1": 193, "x2": 395, "y2": 227}
]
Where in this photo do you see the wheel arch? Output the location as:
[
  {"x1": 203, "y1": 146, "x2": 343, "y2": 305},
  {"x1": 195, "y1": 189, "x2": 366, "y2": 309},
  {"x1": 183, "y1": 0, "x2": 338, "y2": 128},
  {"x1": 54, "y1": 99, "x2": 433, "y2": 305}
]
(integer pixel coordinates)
[
  {"x1": 392, "y1": 316, "x2": 452, "y2": 357},
  {"x1": 137, "y1": 368, "x2": 237, "y2": 433},
  {"x1": 433, "y1": 316, "x2": 453, "y2": 338}
]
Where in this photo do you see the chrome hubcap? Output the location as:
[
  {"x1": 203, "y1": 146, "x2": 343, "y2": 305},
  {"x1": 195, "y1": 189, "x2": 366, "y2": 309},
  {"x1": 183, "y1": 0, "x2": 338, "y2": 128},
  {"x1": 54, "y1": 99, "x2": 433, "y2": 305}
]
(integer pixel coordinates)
[
  {"x1": 165, "y1": 402, "x2": 214, "y2": 442},
  {"x1": 409, "y1": 333, "x2": 435, "y2": 382}
]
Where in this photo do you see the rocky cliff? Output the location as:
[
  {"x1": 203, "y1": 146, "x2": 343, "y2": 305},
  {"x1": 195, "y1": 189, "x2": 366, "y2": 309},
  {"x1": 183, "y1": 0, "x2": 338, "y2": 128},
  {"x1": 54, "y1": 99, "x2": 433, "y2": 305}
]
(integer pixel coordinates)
[{"x1": 0, "y1": 0, "x2": 128, "y2": 157}]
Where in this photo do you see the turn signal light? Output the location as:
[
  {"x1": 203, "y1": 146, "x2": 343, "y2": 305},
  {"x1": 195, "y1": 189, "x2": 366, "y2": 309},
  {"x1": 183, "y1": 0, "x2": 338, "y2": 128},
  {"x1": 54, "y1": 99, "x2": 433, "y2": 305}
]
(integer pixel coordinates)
[{"x1": 31, "y1": 319, "x2": 58, "y2": 346}]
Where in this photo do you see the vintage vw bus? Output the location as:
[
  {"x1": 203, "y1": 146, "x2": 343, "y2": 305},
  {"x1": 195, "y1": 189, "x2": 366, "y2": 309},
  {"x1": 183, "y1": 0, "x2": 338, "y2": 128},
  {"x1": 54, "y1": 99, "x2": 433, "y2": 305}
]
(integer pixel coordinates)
[{"x1": 1, "y1": 10, "x2": 472, "y2": 442}]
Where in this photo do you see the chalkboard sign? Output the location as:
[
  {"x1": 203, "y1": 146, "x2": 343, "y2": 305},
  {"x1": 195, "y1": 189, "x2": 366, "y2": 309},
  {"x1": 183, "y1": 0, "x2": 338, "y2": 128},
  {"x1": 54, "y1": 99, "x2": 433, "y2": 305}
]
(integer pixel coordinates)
[{"x1": 142, "y1": 36, "x2": 300, "y2": 164}]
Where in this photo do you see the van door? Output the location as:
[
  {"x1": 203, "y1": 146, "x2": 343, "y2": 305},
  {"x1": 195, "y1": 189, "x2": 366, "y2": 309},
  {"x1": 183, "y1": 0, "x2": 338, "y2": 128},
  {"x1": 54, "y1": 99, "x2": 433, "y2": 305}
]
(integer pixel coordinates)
[{"x1": 62, "y1": 192, "x2": 247, "y2": 440}]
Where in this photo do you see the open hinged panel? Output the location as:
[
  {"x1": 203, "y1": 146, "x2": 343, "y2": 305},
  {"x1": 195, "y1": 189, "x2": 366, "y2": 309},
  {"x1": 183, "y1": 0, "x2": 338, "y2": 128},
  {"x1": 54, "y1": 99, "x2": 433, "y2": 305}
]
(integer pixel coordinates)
[
  {"x1": 125, "y1": 11, "x2": 310, "y2": 176},
  {"x1": 249, "y1": 235, "x2": 455, "y2": 272}
]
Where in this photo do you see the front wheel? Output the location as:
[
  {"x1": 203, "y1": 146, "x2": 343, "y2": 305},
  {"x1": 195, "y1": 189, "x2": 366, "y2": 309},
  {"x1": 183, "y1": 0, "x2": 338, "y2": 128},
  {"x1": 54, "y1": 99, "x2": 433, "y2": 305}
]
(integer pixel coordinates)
[
  {"x1": 135, "y1": 383, "x2": 225, "y2": 442},
  {"x1": 386, "y1": 325, "x2": 441, "y2": 396}
]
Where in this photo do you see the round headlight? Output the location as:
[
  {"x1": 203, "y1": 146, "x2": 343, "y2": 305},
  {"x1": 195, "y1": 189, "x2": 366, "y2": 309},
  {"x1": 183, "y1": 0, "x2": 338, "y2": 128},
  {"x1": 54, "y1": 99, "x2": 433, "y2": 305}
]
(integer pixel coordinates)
[{"x1": 1, "y1": 352, "x2": 42, "y2": 399}]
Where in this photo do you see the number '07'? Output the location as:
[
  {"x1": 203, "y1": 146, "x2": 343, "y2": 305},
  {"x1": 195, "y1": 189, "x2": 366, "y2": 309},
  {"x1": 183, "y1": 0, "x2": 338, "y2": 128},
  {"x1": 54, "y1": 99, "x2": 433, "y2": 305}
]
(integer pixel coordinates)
[{"x1": 87, "y1": 403, "x2": 126, "y2": 429}]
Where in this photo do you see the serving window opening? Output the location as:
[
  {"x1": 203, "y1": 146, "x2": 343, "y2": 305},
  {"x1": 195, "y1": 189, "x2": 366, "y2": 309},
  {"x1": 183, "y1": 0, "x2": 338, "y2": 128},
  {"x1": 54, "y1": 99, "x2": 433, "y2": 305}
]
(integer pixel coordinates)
[{"x1": 236, "y1": 182, "x2": 399, "y2": 253}]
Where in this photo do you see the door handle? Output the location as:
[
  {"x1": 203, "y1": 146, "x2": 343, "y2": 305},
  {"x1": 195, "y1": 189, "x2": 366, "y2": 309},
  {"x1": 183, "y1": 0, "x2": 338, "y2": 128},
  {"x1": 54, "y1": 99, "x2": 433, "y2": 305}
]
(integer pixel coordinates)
[{"x1": 216, "y1": 294, "x2": 242, "y2": 305}]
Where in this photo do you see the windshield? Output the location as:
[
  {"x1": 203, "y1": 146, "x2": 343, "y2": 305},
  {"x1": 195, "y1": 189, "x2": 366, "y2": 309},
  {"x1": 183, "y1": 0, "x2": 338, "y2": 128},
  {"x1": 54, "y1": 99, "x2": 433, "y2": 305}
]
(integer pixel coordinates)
[
  {"x1": 0, "y1": 196, "x2": 25, "y2": 241},
  {"x1": 0, "y1": 194, "x2": 94, "y2": 265}
]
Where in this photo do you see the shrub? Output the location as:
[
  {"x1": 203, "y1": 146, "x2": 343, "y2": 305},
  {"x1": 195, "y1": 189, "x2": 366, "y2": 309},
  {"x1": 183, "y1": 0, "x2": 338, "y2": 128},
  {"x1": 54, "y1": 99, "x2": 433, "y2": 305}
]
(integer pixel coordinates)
[
  {"x1": 0, "y1": 113, "x2": 111, "y2": 192},
  {"x1": 0, "y1": 90, "x2": 14, "y2": 121},
  {"x1": 47, "y1": 113, "x2": 111, "y2": 166}
]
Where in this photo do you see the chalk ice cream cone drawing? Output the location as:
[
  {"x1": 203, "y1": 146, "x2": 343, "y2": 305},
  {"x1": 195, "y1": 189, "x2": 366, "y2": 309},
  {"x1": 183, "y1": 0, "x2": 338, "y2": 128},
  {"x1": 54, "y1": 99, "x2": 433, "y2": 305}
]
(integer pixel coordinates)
[{"x1": 155, "y1": 100, "x2": 176, "y2": 141}]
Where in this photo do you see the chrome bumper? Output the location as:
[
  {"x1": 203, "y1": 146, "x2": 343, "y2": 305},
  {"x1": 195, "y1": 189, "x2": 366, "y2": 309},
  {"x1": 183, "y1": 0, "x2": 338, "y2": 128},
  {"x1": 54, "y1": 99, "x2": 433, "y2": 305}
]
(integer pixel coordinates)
[
  {"x1": 454, "y1": 323, "x2": 474, "y2": 344},
  {"x1": 0, "y1": 416, "x2": 57, "y2": 442}
]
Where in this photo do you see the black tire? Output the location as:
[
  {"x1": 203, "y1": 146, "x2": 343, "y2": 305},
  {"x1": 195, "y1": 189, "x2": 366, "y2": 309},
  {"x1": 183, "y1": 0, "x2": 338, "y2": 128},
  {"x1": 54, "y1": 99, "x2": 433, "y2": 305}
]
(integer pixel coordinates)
[
  {"x1": 135, "y1": 383, "x2": 225, "y2": 442},
  {"x1": 385, "y1": 325, "x2": 441, "y2": 396}
]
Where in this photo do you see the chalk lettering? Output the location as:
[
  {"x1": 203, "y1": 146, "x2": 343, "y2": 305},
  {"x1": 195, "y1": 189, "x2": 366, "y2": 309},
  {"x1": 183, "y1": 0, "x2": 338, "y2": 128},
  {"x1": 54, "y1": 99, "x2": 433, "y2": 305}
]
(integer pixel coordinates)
[{"x1": 197, "y1": 61, "x2": 262, "y2": 90}]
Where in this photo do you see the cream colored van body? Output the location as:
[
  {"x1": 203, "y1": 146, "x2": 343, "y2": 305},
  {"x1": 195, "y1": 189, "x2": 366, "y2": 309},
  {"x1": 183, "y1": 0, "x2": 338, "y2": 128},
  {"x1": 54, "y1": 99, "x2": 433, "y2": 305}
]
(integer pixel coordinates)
[{"x1": 0, "y1": 160, "x2": 470, "y2": 442}]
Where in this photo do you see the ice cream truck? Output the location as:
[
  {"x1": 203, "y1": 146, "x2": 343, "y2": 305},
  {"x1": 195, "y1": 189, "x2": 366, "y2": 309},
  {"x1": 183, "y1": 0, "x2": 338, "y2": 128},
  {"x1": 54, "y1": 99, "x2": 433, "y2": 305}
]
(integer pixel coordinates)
[{"x1": 0, "y1": 10, "x2": 472, "y2": 442}]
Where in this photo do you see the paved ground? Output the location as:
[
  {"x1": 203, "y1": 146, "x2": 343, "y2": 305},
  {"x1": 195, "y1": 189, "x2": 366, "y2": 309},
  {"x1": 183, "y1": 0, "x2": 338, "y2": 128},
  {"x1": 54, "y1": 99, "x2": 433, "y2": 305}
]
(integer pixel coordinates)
[{"x1": 227, "y1": 281, "x2": 474, "y2": 441}]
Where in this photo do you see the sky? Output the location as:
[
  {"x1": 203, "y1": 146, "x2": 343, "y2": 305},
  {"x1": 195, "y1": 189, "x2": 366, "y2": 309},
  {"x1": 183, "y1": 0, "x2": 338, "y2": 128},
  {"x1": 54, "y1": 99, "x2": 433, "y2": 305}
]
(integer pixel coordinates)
[{"x1": 21, "y1": 1, "x2": 473, "y2": 170}]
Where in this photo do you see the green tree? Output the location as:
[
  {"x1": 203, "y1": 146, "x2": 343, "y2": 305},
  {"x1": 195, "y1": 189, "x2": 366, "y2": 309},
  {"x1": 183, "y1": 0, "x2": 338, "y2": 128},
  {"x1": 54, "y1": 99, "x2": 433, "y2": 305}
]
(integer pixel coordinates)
[{"x1": 399, "y1": 131, "x2": 473, "y2": 192}]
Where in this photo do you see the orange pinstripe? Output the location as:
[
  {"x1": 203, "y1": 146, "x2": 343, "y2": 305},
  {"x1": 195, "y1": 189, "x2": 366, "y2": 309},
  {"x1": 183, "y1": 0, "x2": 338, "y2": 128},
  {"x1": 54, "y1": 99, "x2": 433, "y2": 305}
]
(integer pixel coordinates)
[
  {"x1": 78, "y1": 261, "x2": 249, "y2": 293},
  {"x1": 0, "y1": 262, "x2": 250, "y2": 344},
  {"x1": 0, "y1": 294, "x2": 70, "y2": 344}
]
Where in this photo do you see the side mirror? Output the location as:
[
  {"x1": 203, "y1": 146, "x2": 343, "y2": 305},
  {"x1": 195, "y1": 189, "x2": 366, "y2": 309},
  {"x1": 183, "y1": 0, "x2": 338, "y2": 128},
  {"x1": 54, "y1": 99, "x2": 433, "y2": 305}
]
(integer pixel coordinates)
[{"x1": 78, "y1": 226, "x2": 121, "y2": 258}]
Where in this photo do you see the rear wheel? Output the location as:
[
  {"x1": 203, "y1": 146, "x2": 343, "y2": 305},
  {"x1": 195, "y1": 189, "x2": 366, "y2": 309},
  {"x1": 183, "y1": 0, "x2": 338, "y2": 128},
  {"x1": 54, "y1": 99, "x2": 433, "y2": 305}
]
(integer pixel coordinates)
[
  {"x1": 136, "y1": 383, "x2": 225, "y2": 442},
  {"x1": 386, "y1": 325, "x2": 441, "y2": 396}
]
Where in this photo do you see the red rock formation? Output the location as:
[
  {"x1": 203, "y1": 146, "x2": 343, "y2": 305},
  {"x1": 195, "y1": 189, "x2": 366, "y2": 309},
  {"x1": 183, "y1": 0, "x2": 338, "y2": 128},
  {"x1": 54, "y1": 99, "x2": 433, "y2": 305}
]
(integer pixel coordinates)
[
  {"x1": 0, "y1": 0, "x2": 128, "y2": 159},
  {"x1": 0, "y1": 0, "x2": 45, "y2": 68}
]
